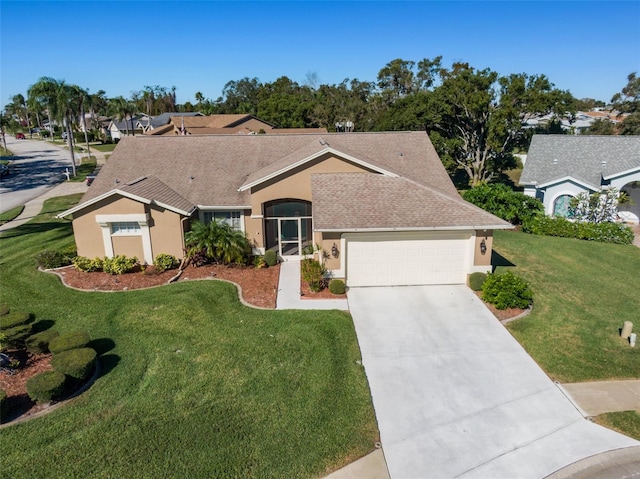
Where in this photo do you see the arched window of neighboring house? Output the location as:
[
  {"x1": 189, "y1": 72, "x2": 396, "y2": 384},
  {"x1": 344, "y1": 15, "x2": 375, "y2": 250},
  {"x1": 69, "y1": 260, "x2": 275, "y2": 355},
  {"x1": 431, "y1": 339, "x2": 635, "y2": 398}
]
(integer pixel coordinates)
[{"x1": 553, "y1": 194, "x2": 573, "y2": 217}]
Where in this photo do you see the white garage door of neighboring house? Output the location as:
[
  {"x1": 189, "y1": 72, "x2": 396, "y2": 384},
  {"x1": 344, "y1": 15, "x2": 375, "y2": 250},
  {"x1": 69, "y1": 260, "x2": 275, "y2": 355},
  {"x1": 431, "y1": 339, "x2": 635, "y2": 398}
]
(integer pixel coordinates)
[{"x1": 345, "y1": 231, "x2": 472, "y2": 287}]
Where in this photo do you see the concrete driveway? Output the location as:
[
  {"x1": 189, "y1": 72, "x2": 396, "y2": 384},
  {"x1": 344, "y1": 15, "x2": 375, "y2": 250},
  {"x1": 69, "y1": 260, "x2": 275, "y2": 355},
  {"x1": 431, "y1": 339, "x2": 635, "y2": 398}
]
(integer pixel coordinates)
[{"x1": 348, "y1": 285, "x2": 639, "y2": 479}]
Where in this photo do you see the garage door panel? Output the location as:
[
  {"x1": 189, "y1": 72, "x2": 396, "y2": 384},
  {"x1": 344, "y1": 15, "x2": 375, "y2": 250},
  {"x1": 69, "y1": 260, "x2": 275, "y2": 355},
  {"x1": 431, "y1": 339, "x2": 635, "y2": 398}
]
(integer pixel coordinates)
[{"x1": 346, "y1": 234, "x2": 470, "y2": 287}]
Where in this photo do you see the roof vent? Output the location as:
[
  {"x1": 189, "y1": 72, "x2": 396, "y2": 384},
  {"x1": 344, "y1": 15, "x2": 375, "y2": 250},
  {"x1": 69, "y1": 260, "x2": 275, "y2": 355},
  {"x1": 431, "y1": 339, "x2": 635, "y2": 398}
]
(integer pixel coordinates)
[
  {"x1": 601, "y1": 160, "x2": 607, "y2": 168},
  {"x1": 319, "y1": 138, "x2": 328, "y2": 146},
  {"x1": 552, "y1": 158, "x2": 558, "y2": 165},
  {"x1": 399, "y1": 152, "x2": 404, "y2": 157}
]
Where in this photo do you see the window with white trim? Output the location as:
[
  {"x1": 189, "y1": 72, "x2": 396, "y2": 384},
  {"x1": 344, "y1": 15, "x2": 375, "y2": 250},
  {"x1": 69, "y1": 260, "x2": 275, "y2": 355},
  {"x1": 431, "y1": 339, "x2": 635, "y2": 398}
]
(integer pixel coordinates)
[
  {"x1": 203, "y1": 211, "x2": 242, "y2": 230},
  {"x1": 111, "y1": 222, "x2": 141, "y2": 235}
]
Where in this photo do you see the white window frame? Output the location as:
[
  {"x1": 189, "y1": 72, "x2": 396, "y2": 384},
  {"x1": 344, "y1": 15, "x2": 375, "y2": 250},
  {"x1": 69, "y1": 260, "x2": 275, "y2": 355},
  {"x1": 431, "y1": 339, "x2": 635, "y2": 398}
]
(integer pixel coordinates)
[
  {"x1": 110, "y1": 221, "x2": 142, "y2": 236},
  {"x1": 95, "y1": 214, "x2": 152, "y2": 264},
  {"x1": 199, "y1": 209, "x2": 244, "y2": 232}
]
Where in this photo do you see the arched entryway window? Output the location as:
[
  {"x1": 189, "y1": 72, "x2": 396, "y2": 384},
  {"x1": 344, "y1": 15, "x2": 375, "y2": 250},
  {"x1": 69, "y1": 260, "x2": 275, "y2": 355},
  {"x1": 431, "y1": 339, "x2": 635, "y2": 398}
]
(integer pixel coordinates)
[
  {"x1": 619, "y1": 181, "x2": 640, "y2": 224},
  {"x1": 553, "y1": 194, "x2": 573, "y2": 218},
  {"x1": 264, "y1": 199, "x2": 312, "y2": 257}
]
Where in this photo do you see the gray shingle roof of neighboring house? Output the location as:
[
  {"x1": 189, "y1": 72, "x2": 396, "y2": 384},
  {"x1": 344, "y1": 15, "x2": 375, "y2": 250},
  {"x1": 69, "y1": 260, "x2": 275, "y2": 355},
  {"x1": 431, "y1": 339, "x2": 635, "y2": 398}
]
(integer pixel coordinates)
[
  {"x1": 80, "y1": 132, "x2": 459, "y2": 210},
  {"x1": 311, "y1": 173, "x2": 512, "y2": 230},
  {"x1": 111, "y1": 116, "x2": 146, "y2": 132},
  {"x1": 520, "y1": 135, "x2": 640, "y2": 188}
]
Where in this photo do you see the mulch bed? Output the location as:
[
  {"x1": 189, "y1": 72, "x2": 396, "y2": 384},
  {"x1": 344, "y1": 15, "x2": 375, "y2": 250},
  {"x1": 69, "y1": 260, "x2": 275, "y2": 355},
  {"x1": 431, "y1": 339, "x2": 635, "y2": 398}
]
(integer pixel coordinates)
[{"x1": 52, "y1": 263, "x2": 281, "y2": 309}]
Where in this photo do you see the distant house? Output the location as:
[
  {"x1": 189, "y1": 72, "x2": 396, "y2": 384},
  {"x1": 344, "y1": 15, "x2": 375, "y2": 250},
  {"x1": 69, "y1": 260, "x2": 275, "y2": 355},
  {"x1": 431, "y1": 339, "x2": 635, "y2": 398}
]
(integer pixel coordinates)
[
  {"x1": 57, "y1": 132, "x2": 510, "y2": 286},
  {"x1": 520, "y1": 135, "x2": 640, "y2": 223},
  {"x1": 108, "y1": 114, "x2": 149, "y2": 140},
  {"x1": 139, "y1": 112, "x2": 205, "y2": 133},
  {"x1": 147, "y1": 114, "x2": 327, "y2": 136},
  {"x1": 524, "y1": 110, "x2": 629, "y2": 135}
]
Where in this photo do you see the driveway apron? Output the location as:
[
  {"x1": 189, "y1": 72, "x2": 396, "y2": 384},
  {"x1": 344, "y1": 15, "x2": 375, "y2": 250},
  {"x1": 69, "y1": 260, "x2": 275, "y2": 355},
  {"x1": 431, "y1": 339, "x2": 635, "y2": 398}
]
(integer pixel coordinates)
[{"x1": 348, "y1": 285, "x2": 639, "y2": 479}]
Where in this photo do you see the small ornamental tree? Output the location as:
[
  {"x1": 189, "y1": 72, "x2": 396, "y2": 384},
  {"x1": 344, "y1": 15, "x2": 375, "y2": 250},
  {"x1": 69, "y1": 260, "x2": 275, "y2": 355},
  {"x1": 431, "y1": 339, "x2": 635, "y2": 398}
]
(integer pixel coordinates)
[{"x1": 569, "y1": 188, "x2": 621, "y2": 224}]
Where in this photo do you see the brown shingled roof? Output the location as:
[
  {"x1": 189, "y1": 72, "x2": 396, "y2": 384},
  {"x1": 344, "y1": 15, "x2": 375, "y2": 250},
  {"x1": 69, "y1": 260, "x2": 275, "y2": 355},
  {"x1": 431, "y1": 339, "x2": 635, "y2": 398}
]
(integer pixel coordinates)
[
  {"x1": 311, "y1": 173, "x2": 512, "y2": 230},
  {"x1": 74, "y1": 132, "x2": 491, "y2": 231}
]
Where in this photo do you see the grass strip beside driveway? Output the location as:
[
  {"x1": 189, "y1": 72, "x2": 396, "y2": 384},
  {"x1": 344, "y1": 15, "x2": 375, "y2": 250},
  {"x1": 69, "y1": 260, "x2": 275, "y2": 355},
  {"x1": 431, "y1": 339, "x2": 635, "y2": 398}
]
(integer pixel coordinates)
[
  {"x1": 0, "y1": 195, "x2": 378, "y2": 478},
  {"x1": 495, "y1": 230, "x2": 640, "y2": 383}
]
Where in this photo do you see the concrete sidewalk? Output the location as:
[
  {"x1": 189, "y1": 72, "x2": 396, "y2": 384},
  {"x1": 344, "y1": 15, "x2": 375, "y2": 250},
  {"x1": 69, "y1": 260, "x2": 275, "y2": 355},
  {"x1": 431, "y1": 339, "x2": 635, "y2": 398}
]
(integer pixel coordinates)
[
  {"x1": 560, "y1": 380, "x2": 640, "y2": 416},
  {"x1": 275, "y1": 260, "x2": 349, "y2": 310},
  {"x1": 0, "y1": 181, "x2": 88, "y2": 233}
]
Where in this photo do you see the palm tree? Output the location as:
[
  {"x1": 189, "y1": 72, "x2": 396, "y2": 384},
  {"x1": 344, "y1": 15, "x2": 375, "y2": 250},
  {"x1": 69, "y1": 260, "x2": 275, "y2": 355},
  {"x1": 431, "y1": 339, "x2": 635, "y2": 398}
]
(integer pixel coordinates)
[
  {"x1": 28, "y1": 77, "x2": 60, "y2": 141},
  {"x1": 108, "y1": 97, "x2": 132, "y2": 137},
  {"x1": 184, "y1": 220, "x2": 250, "y2": 265},
  {"x1": 69, "y1": 85, "x2": 92, "y2": 159}
]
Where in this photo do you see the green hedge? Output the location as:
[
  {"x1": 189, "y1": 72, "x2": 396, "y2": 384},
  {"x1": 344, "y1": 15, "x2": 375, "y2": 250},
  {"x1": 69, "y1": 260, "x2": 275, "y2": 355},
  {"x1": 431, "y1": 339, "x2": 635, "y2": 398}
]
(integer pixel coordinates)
[
  {"x1": 264, "y1": 250, "x2": 277, "y2": 267},
  {"x1": 103, "y1": 255, "x2": 138, "y2": 275},
  {"x1": 0, "y1": 312, "x2": 31, "y2": 330},
  {"x1": 153, "y1": 253, "x2": 179, "y2": 272},
  {"x1": 51, "y1": 347, "x2": 97, "y2": 380},
  {"x1": 26, "y1": 371, "x2": 67, "y2": 404},
  {"x1": 482, "y1": 271, "x2": 533, "y2": 310},
  {"x1": 73, "y1": 256, "x2": 103, "y2": 272},
  {"x1": 2, "y1": 324, "x2": 33, "y2": 349},
  {"x1": 25, "y1": 330, "x2": 60, "y2": 354},
  {"x1": 468, "y1": 272, "x2": 487, "y2": 291},
  {"x1": 48, "y1": 331, "x2": 91, "y2": 354},
  {"x1": 523, "y1": 216, "x2": 634, "y2": 245},
  {"x1": 462, "y1": 183, "x2": 544, "y2": 225},
  {"x1": 35, "y1": 250, "x2": 75, "y2": 269},
  {"x1": 328, "y1": 279, "x2": 346, "y2": 295}
]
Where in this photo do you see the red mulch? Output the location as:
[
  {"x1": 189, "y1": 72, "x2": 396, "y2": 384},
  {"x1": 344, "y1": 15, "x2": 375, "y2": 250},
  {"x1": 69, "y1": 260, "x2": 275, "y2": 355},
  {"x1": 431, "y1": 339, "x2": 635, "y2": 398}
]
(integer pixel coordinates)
[
  {"x1": 52, "y1": 263, "x2": 281, "y2": 309},
  {"x1": 300, "y1": 279, "x2": 347, "y2": 300},
  {"x1": 0, "y1": 351, "x2": 53, "y2": 423},
  {"x1": 474, "y1": 291, "x2": 528, "y2": 321}
]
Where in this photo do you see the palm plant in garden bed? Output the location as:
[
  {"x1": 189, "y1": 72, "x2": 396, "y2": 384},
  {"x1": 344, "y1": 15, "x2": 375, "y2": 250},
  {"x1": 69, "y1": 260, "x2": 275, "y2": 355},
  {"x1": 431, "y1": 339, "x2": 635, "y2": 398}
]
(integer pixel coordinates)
[{"x1": 184, "y1": 220, "x2": 251, "y2": 266}]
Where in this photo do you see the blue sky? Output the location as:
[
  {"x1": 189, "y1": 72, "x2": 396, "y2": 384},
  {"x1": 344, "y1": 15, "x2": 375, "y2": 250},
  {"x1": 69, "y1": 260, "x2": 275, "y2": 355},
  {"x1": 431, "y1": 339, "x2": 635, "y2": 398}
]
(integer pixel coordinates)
[{"x1": 1, "y1": 1, "x2": 639, "y2": 110}]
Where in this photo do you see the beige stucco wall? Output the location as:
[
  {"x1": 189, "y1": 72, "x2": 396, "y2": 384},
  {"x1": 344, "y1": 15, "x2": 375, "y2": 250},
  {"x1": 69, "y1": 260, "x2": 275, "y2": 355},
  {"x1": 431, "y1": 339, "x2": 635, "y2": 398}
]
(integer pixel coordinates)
[
  {"x1": 72, "y1": 195, "x2": 187, "y2": 261},
  {"x1": 246, "y1": 154, "x2": 374, "y2": 252},
  {"x1": 473, "y1": 230, "x2": 493, "y2": 266},
  {"x1": 111, "y1": 235, "x2": 144, "y2": 259},
  {"x1": 148, "y1": 205, "x2": 186, "y2": 259},
  {"x1": 320, "y1": 232, "x2": 341, "y2": 272},
  {"x1": 73, "y1": 196, "x2": 146, "y2": 258}
]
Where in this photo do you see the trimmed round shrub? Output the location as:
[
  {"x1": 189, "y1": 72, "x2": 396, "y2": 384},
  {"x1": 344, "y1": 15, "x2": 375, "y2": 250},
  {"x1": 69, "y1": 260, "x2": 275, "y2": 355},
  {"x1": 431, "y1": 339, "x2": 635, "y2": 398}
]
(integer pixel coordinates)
[
  {"x1": 0, "y1": 304, "x2": 9, "y2": 316},
  {"x1": 0, "y1": 388, "x2": 6, "y2": 420},
  {"x1": 48, "y1": 331, "x2": 91, "y2": 354},
  {"x1": 0, "y1": 312, "x2": 31, "y2": 331},
  {"x1": 51, "y1": 347, "x2": 97, "y2": 380},
  {"x1": 25, "y1": 330, "x2": 60, "y2": 354},
  {"x1": 482, "y1": 271, "x2": 533, "y2": 310},
  {"x1": 26, "y1": 371, "x2": 66, "y2": 404},
  {"x1": 2, "y1": 324, "x2": 33, "y2": 349},
  {"x1": 328, "y1": 279, "x2": 346, "y2": 295},
  {"x1": 468, "y1": 272, "x2": 487, "y2": 291},
  {"x1": 264, "y1": 250, "x2": 277, "y2": 267},
  {"x1": 153, "y1": 253, "x2": 179, "y2": 272}
]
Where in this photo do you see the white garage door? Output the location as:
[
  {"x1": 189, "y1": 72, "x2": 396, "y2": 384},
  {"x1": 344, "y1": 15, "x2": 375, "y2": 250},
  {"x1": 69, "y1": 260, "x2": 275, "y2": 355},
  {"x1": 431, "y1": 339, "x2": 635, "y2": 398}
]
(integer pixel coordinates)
[{"x1": 345, "y1": 231, "x2": 471, "y2": 287}]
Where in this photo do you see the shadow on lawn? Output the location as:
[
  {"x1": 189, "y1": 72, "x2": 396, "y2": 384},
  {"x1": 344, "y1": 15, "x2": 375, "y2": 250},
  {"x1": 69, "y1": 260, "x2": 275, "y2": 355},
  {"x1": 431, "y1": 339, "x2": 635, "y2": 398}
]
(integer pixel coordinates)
[
  {"x1": 0, "y1": 221, "x2": 72, "y2": 239},
  {"x1": 491, "y1": 250, "x2": 516, "y2": 272}
]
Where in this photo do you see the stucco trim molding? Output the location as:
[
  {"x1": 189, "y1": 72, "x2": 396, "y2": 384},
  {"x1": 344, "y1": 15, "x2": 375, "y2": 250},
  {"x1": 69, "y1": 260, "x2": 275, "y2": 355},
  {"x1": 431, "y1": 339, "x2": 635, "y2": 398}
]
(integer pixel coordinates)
[{"x1": 95, "y1": 213, "x2": 153, "y2": 264}]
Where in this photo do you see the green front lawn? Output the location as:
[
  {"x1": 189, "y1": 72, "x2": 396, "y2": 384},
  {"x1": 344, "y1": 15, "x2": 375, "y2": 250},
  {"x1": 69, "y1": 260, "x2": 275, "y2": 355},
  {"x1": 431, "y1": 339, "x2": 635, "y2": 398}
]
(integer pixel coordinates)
[
  {"x1": 0, "y1": 195, "x2": 377, "y2": 478},
  {"x1": 0, "y1": 205, "x2": 24, "y2": 225},
  {"x1": 91, "y1": 143, "x2": 117, "y2": 153},
  {"x1": 494, "y1": 230, "x2": 640, "y2": 382},
  {"x1": 595, "y1": 411, "x2": 640, "y2": 440}
]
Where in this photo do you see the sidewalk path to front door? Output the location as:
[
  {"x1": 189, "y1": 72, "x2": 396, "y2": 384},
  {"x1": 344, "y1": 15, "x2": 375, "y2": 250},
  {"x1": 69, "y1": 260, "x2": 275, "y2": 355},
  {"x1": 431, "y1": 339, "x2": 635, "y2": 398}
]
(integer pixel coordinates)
[{"x1": 275, "y1": 260, "x2": 349, "y2": 310}]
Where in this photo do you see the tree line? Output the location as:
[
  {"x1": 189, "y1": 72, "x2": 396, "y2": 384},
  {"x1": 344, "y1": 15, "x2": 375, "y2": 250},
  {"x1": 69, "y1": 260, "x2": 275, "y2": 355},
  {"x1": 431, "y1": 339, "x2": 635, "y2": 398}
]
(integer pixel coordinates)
[{"x1": 2, "y1": 59, "x2": 638, "y2": 185}]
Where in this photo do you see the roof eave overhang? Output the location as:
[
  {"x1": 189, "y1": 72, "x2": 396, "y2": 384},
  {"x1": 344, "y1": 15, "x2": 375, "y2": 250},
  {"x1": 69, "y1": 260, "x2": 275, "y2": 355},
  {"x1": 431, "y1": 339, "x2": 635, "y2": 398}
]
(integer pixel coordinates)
[
  {"x1": 603, "y1": 166, "x2": 640, "y2": 181},
  {"x1": 237, "y1": 147, "x2": 399, "y2": 192},
  {"x1": 196, "y1": 205, "x2": 252, "y2": 210},
  {"x1": 315, "y1": 224, "x2": 514, "y2": 233},
  {"x1": 537, "y1": 176, "x2": 599, "y2": 190},
  {"x1": 56, "y1": 189, "x2": 194, "y2": 218}
]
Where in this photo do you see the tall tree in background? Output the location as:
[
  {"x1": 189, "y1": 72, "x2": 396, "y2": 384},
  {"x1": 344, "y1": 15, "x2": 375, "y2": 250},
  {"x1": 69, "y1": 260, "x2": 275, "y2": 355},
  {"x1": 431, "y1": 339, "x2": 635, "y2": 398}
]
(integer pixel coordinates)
[
  {"x1": 216, "y1": 77, "x2": 262, "y2": 114},
  {"x1": 28, "y1": 77, "x2": 61, "y2": 141},
  {"x1": 611, "y1": 72, "x2": 640, "y2": 135},
  {"x1": 429, "y1": 64, "x2": 573, "y2": 186}
]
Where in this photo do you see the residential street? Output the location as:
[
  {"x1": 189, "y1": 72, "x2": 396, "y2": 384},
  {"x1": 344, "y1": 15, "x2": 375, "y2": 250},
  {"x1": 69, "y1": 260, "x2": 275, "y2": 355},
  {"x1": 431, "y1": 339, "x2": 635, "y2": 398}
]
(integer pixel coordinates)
[{"x1": 0, "y1": 137, "x2": 75, "y2": 213}]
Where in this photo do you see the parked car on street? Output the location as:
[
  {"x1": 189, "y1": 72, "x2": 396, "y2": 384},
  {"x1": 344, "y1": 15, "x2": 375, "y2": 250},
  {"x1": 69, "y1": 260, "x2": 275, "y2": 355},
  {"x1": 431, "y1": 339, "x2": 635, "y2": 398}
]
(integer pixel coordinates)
[
  {"x1": 0, "y1": 163, "x2": 9, "y2": 177},
  {"x1": 15, "y1": 133, "x2": 25, "y2": 139}
]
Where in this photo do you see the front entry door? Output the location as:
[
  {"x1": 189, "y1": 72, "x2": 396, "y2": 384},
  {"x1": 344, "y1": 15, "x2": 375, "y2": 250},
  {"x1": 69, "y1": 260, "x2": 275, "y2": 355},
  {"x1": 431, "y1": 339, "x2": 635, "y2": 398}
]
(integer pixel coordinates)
[{"x1": 279, "y1": 218, "x2": 300, "y2": 256}]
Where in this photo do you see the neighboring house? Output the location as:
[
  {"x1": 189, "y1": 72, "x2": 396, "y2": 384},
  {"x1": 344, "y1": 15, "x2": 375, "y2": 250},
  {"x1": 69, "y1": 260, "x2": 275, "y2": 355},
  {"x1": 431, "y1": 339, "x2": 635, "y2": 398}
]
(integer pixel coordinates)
[
  {"x1": 140, "y1": 112, "x2": 204, "y2": 133},
  {"x1": 524, "y1": 111, "x2": 629, "y2": 135},
  {"x1": 108, "y1": 114, "x2": 148, "y2": 140},
  {"x1": 520, "y1": 135, "x2": 640, "y2": 223},
  {"x1": 147, "y1": 114, "x2": 327, "y2": 135},
  {"x1": 57, "y1": 132, "x2": 512, "y2": 287}
]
